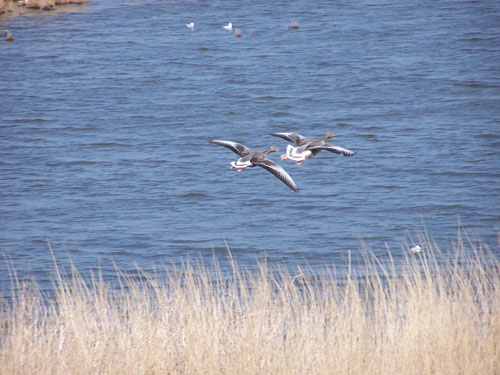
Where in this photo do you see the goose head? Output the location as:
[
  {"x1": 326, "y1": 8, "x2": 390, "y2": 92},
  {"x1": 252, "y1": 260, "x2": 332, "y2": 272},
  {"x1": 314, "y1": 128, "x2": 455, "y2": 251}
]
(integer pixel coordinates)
[
  {"x1": 264, "y1": 146, "x2": 279, "y2": 154},
  {"x1": 323, "y1": 132, "x2": 336, "y2": 140}
]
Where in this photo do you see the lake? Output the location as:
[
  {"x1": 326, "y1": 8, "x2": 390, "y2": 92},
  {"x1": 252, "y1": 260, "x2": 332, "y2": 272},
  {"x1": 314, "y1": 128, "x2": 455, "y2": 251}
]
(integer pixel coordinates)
[{"x1": 1, "y1": 0, "x2": 499, "y2": 293}]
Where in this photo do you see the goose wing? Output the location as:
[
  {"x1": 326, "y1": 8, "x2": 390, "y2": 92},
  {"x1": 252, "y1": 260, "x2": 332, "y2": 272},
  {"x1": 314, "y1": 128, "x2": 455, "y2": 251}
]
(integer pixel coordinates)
[
  {"x1": 318, "y1": 144, "x2": 357, "y2": 157},
  {"x1": 270, "y1": 132, "x2": 307, "y2": 146},
  {"x1": 255, "y1": 158, "x2": 300, "y2": 193},
  {"x1": 209, "y1": 139, "x2": 251, "y2": 156}
]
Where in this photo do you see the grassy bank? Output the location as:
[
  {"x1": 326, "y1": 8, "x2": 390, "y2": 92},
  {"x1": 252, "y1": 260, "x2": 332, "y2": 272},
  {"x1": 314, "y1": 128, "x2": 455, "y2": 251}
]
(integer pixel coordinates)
[{"x1": 1, "y1": 238, "x2": 499, "y2": 374}]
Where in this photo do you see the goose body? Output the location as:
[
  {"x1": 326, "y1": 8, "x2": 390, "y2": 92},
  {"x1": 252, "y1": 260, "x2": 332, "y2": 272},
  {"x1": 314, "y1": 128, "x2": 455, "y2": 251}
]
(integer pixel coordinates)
[
  {"x1": 209, "y1": 139, "x2": 300, "y2": 192},
  {"x1": 284, "y1": 144, "x2": 312, "y2": 161},
  {"x1": 270, "y1": 132, "x2": 356, "y2": 165}
]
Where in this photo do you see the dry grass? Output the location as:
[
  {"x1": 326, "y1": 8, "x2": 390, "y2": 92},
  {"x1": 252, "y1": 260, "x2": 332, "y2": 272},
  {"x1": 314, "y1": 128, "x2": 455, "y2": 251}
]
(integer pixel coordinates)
[{"x1": 1, "y1": 236, "x2": 499, "y2": 374}]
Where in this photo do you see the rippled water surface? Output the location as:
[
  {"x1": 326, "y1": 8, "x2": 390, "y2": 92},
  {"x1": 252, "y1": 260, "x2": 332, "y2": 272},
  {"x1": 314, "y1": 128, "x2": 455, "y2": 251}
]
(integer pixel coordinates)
[{"x1": 1, "y1": 0, "x2": 499, "y2": 291}]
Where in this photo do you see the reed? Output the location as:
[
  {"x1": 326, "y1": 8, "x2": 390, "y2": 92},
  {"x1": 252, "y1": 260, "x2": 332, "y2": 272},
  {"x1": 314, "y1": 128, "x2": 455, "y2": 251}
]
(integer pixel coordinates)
[{"x1": 0, "y1": 236, "x2": 498, "y2": 374}]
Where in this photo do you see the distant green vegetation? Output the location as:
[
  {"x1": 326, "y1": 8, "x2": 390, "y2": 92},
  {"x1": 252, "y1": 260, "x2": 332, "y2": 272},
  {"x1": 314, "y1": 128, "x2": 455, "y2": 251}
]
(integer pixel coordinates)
[{"x1": 1, "y1": 236, "x2": 498, "y2": 374}]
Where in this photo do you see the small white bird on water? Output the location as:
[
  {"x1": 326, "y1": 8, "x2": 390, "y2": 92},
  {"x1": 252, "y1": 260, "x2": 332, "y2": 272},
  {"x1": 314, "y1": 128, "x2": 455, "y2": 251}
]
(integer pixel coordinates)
[
  {"x1": 186, "y1": 22, "x2": 194, "y2": 29},
  {"x1": 5, "y1": 29, "x2": 14, "y2": 42},
  {"x1": 223, "y1": 22, "x2": 232, "y2": 30},
  {"x1": 410, "y1": 245, "x2": 422, "y2": 254}
]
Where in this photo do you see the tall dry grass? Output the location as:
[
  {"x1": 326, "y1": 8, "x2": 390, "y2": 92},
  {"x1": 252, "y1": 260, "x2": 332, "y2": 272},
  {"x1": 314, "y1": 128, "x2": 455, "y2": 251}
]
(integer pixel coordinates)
[{"x1": 1, "y1": 237, "x2": 499, "y2": 374}]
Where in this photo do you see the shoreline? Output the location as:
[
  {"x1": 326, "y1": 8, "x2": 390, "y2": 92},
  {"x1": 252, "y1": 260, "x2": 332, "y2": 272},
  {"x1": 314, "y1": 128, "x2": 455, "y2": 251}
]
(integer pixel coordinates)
[{"x1": 0, "y1": 0, "x2": 88, "y2": 18}]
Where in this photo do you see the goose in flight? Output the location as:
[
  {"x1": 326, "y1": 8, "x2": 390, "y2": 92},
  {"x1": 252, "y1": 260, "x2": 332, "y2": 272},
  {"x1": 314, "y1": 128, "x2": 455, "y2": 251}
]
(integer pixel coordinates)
[
  {"x1": 209, "y1": 139, "x2": 300, "y2": 192},
  {"x1": 270, "y1": 132, "x2": 356, "y2": 165}
]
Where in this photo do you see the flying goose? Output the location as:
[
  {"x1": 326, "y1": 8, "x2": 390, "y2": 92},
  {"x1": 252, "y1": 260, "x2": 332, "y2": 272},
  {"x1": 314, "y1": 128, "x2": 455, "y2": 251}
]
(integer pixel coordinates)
[
  {"x1": 270, "y1": 132, "x2": 356, "y2": 165},
  {"x1": 209, "y1": 139, "x2": 300, "y2": 192}
]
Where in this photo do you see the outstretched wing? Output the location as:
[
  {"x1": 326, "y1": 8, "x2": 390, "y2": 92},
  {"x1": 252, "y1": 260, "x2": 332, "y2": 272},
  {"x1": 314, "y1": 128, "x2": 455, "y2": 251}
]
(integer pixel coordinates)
[
  {"x1": 255, "y1": 159, "x2": 300, "y2": 193},
  {"x1": 270, "y1": 132, "x2": 307, "y2": 146},
  {"x1": 319, "y1": 144, "x2": 357, "y2": 157},
  {"x1": 208, "y1": 139, "x2": 250, "y2": 156}
]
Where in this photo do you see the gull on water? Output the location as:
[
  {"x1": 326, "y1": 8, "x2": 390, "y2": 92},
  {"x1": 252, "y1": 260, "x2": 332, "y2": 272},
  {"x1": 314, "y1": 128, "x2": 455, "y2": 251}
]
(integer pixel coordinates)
[
  {"x1": 223, "y1": 22, "x2": 232, "y2": 30},
  {"x1": 5, "y1": 30, "x2": 14, "y2": 42},
  {"x1": 410, "y1": 245, "x2": 422, "y2": 254},
  {"x1": 287, "y1": 20, "x2": 299, "y2": 30},
  {"x1": 186, "y1": 22, "x2": 194, "y2": 29}
]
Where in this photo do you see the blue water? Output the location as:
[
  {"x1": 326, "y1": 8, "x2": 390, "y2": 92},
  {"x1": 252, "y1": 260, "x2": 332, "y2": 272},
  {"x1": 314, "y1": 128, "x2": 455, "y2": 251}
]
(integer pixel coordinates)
[{"x1": 1, "y1": 0, "x2": 500, "y2": 292}]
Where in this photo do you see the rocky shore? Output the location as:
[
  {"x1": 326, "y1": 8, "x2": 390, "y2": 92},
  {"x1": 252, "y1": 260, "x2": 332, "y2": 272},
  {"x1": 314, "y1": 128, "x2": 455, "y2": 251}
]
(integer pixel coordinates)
[{"x1": 0, "y1": 0, "x2": 88, "y2": 15}]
